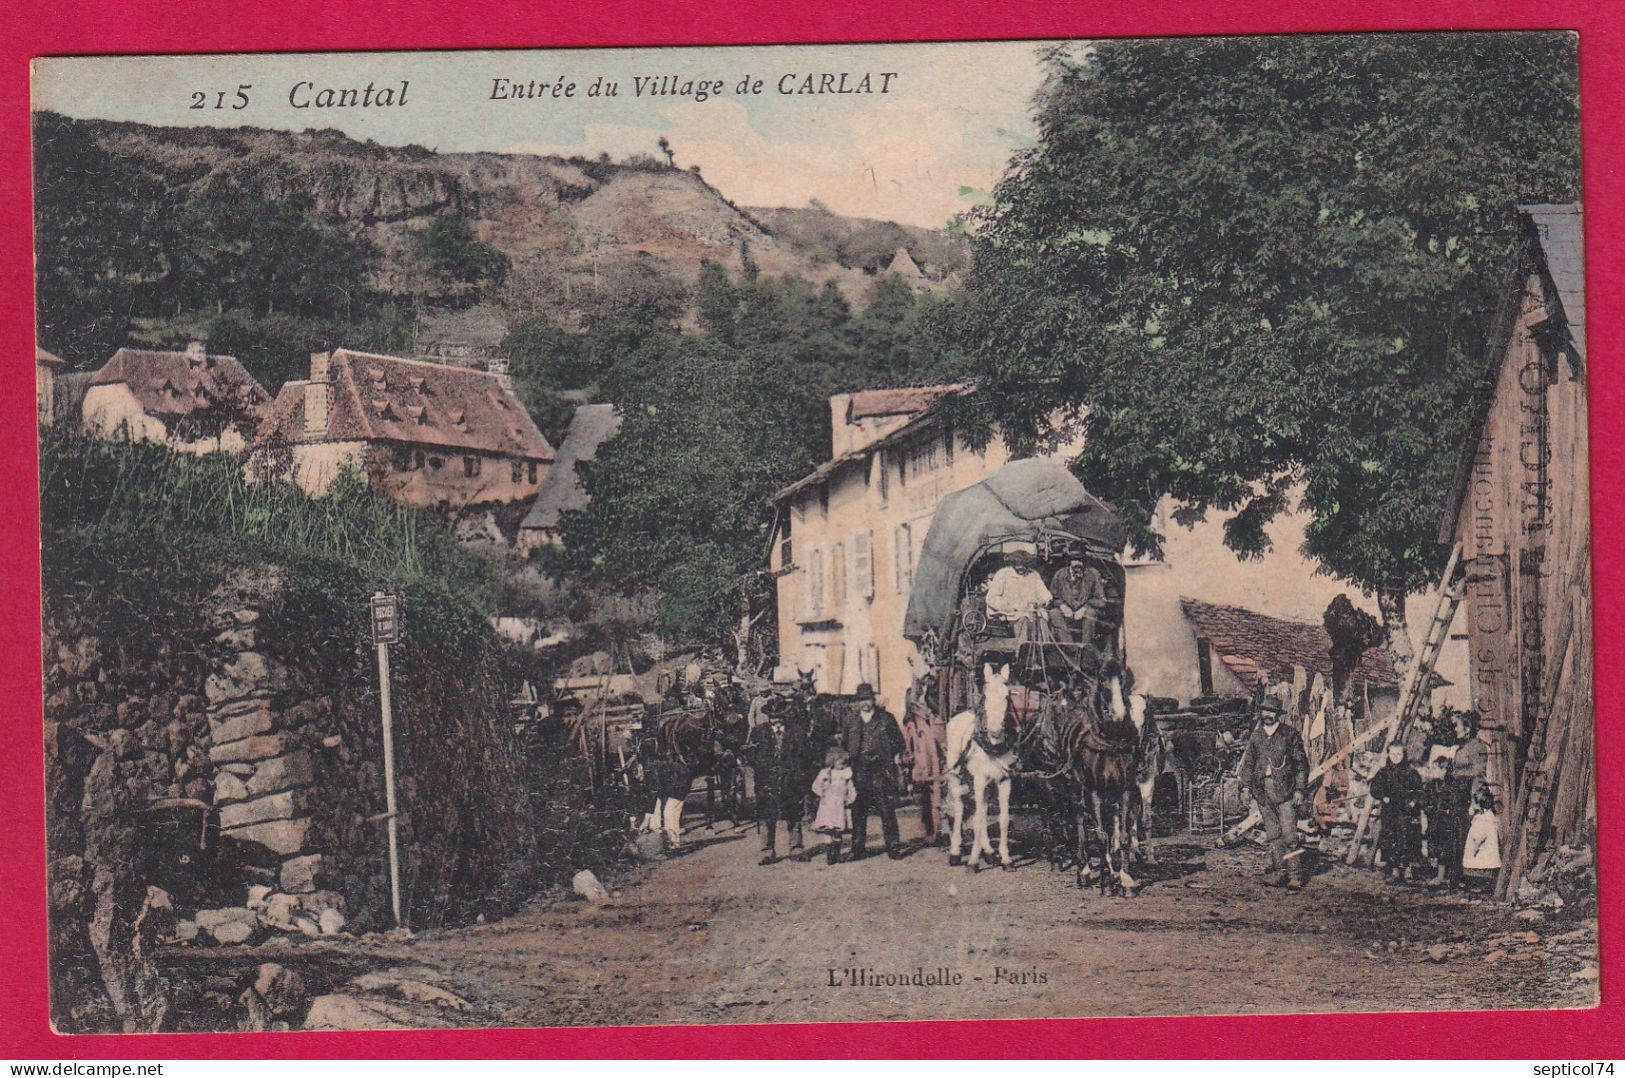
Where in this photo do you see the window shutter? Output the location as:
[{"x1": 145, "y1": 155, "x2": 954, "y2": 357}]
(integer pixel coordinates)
[
  {"x1": 854, "y1": 531, "x2": 874, "y2": 599},
  {"x1": 832, "y1": 542, "x2": 846, "y2": 606},
  {"x1": 895, "y1": 523, "x2": 913, "y2": 594}
]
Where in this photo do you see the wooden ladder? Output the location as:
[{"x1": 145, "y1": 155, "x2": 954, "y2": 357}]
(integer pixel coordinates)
[{"x1": 1343, "y1": 542, "x2": 1466, "y2": 865}]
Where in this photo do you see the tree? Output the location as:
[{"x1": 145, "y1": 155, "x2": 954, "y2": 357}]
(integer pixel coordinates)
[
  {"x1": 957, "y1": 34, "x2": 1579, "y2": 667},
  {"x1": 657, "y1": 136, "x2": 675, "y2": 168},
  {"x1": 414, "y1": 213, "x2": 509, "y2": 295},
  {"x1": 32, "y1": 112, "x2": 168, "y2": 365}
]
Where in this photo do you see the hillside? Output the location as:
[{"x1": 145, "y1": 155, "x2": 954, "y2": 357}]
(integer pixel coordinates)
[{"x1": 56, "y1": 118, "x2": 968, "y2": 353}]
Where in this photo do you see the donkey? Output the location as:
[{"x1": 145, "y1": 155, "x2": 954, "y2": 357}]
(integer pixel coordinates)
[{"x1": 944, "y1": 663, "x2": 1020, "y2": 871}]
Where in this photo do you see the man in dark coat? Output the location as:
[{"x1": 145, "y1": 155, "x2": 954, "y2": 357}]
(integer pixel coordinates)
[
  {"x1": 1239, "y1": 697, "x2": 1312, "y2": 889},
  {"x1": 842, "y1": 683, "x2": 906, "y2": 860},
  {"x1": 1049, "y1": 556, "x2": 1109, "y2": 650},
  {"x1": 745, "y1": 699, "x2": 809, "y2": 864}
]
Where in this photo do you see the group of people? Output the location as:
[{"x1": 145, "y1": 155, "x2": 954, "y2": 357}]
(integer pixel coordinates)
[
  {"x1": 1368, "y1": 709, "x2": 1500, "y2": 890},
  {"x1": 964, "y1": 552, "x2": 1113, "y2": 655},
  {"x1": 746, "y1": 682, "x2": 950, "y2": 866}
]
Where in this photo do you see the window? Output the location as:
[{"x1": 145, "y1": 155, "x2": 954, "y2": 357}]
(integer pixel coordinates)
[
  {"x1": 818, "y1": 483, "x2": 830, "y2": 519},
  {"x1": 806, "y1": 548, "x2": 825, "y2": 617},
  {"x1": 528, "y1": 461, "x2": 538, "y2": 484},
  {"x1": 511, "y1": 460, "x2": 523, "y2": 483},
  {"x1": 831, "y1": 542, "x2": 847, "y2": 607},
  {"x1": 464, "y1": 455, "x2": 481, "y2": 478},
  {"x1": 777, "y1": 535, "x2": 793, "y2": 573},
  {"x1": 875, "y1": 451, "x2": 890, "y2": 506},
  {"x1": 853, "y1": 530, "x2": 874, "y2": 600},
  {"x1": 413, "y1": 450, "x2": 426, "y2": 470},
  {"x1": 894, "y1": 523, "x2": 914, "y2": 594},
  {"x1": 904, "y1": 436, "x2": 940, "y2": 482},
  {"x1": 428, "y1": 455, "x2": 444, "y2": 471}
]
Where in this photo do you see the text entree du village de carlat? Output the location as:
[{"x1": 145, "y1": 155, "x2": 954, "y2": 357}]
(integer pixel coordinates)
[{"x1": 210, "y1": 70, "x2": 901, "y2": 113}]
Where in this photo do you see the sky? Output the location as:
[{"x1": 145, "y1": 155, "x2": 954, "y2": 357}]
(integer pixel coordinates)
[{"x1": 32, "y1": 42, "x2": 1053, "y2": 229}]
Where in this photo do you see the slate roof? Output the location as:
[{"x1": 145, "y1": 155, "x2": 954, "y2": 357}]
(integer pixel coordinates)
[
  {"x1": 1180, "y1": 598, "x2": 1407, "y2": 690},
  {"x1": 1521, "y1": 203, "x2": 1586, "y2": 361},
  {"x1": 89, "y1": 347, "x2": 269, "y2": 419},
  {"x1": 258, "y1": 349, "x2": 554, "y2": 461},
  {"x1": 520, "y1": 404, "x2": 621, "y2": 532}
]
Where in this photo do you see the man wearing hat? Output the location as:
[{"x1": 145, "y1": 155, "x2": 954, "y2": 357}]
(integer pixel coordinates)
[
  {"x1": 745, "y1": 696, "x2": 810, "y2": 864},
  {"x1": 841, "y1": 683, "x2": 906, "y2": 860},
  {"x1": 1238, "y1": 692, "x2": 1312, "y2": 889},
  {"x1": 984, "y1": 551, "x2": 1053, "y2": 647}
]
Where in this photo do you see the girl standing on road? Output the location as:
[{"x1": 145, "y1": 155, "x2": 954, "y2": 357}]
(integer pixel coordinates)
[{"x1": 811, "y1": 747, "x2": 857, "y2": 865}]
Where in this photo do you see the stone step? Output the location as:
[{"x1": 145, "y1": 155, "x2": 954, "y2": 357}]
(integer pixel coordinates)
[
  {"x1": 210, "y1": 732, "x2": 297, "y2": 766},
  {"x1": 245, "y1": 750, "x2": 316, "y2": 798},
  {"x1": 219, "y1": 790, "x2": 307, "y2": 830},
  {"x1": 222, "y1": 817, "x2": 311, "y2": 856},
  {"x1": 209, "y1": 704, "x2": 275, "y2": 746}
]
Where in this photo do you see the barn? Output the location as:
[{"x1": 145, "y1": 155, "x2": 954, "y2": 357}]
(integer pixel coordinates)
[{"x1": 1438, "y1": 203, "x2": 1593, "y2": 899}]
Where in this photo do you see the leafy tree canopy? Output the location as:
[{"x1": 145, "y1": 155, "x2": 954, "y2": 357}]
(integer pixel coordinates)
[{"x1": 956, "y1": 33, "x2": 1579, "y2": 644}]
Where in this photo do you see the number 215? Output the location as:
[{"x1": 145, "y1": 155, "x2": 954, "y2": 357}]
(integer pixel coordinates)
[{"x1": 190, "y1": 85, "x2": 252, "y2": 110}]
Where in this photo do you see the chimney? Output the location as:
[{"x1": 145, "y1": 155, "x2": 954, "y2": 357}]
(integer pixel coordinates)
[
  {"x1": 184, "y1": 340, "x2": 207, "y2": 369},
  {"x1": 488, "y1": 355, "x2": 513, "y2": 391},
  {"x1": 304, "y1": 352, "x2": 331, "y2": 439},
  {"x1": 829, "y1": 393, "x2": 854, "y2": 457}
]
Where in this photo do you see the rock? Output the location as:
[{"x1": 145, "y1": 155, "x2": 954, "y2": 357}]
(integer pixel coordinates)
[
  {"x1": 214, "y1": 771, "x2": 250, "y2": 803},
  {"x1": 1515, "y1": 908, "x2": 1545, "y2": 922},
  {"x1": 317, "y1": 909, "x2": 347, "y2": 935},
  {"x1": 209, "y1": 919, "x2": 262, "y2": 946},
  {"x1": 204, "y1": 652, "x2": 288, "y2": 705},
  {"x1": 219, "y1": 790, "x2": 305, "y2": 830},
  {"x1": 1484, "y1": 949, "x2": 1507, "y2": 964},
  {"x1": 254, "y1": 962, "x2": 308, "y2": 1019},
  {"x1": 1516, "y1": 930, "x2": 1541, "y2": 945},
  {"x1": 350, "y1": 974, "x2": 470, "y2": 1011},
  {"x1": 209, "y1": 733, "x2": 297, "y2": 766},
  {"x1": 1426, "y1": 944, "x2": 1450, "y2": 963},
  {"x1": 280, "y1": 854, "x2": 325, "y2": 894},
  {"x1": 222, "y1": 762, "x2": 256, "y2": 777},
  {"x1": 571, "y1": 869, "x2": 609, "y2": 903},
  {"x1": 292, "y1": 914, "x2": 321, "y2": 937},
  {"x1": 245, "y1": 751, "x2": 316, "y2": 798},
  {"x1": 322, "y1": 735, "x2": 343, "y2": 750},
  {"x1": 195, "y1": 906, "x2": 260, "y2": 933},
  {"x1": 1573, "y1": 965, "x2": 1599, "y2": 981},
  {"x1": 221, "y1": 817, "x2": 311, "y2": 855},
  {"x1": 247, "y1": 884, "x2": 274, "y2": 910},
  {"x1": 173, "y1": 919, "x2": 199, "y2": 943},
  {"x1": 302, "y1": 993, "x2": 426, "y2": 1031},
  {"x1": 211, "y1": 704, "x2": 275, "y2": 746},
  {"x1": 262, "y1": 892, "x2": 304, "y2": 929}
]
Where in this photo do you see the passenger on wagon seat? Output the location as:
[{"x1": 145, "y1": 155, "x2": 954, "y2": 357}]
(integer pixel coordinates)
[{"x1": 984, "y1": 552, "x2": 1052, "y2": 646}]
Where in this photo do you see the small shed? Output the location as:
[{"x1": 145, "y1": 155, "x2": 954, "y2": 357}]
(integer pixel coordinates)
[{"x1": 1438, "y1": 203, "x2": 1592, "y2": 898}]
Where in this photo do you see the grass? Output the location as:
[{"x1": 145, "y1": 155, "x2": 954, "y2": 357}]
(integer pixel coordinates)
[{"x1": 39, "y1": 427, "x2": 502, "y2": 649}]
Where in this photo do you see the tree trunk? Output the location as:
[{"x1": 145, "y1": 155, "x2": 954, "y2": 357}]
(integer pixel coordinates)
[{"x1": 1375, "y1": 587, "x2": 1415, "y2": 679}]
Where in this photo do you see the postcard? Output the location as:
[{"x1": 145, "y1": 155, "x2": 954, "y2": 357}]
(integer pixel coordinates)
[{"x1": 31, "y1": 34, "x2": 1597, "y2": 1034}]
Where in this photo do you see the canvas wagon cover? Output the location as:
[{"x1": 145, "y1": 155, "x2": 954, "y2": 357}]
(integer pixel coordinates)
[{"x1": 902, "y1": 457, "x2": 1127, "y2": 643}]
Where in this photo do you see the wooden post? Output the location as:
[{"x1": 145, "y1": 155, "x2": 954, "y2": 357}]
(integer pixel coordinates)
[{"x1": 371, "y1": 591, "x2": 403, "y2": 929}]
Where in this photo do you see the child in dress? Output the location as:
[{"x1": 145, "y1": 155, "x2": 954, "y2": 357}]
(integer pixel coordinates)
[
  {"x1": 1369, "y1": 742, "x2": 1424, "y2": 882},
  {"x1": 1461, "y1": 784, "x2": 1502, "y2": 889},
  {"x1": 811, "y1": 746, "x2": 857, "y2": 865}
]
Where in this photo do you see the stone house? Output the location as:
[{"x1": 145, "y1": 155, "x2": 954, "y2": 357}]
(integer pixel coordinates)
[
  {"x1": 516, "y1": 403, "x2": 621, "y2": 551},
  {"x1": 81, "y1": 342, "x2": 270, "y2": 454},
  {"x1": 255, "y1": 349, "x2": 554, "y2": 511}
]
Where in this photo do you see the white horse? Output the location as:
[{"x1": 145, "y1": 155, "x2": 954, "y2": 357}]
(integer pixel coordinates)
[{"x1": 944, "y1": 663, "x2": 1020, "y2": 871}]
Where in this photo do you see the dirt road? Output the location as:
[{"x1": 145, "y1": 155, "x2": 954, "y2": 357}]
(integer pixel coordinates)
[{"x1": 286, "y1": 804, "x2": 1595, "y2": 1029}]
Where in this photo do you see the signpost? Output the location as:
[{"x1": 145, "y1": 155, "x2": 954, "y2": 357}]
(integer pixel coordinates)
[{"x1": 370, "y1": 591, "x2": 403, "y2": 929}]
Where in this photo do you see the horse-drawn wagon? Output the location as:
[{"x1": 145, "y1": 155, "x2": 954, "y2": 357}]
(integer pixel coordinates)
[{"x1": 902, "y1": 458, "x2": 1163, "y2": 890}]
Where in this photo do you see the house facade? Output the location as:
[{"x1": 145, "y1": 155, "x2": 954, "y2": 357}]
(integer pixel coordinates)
[
  {"x1": 772, "y1": 386, "x2": 1470, "y2": 714},
  {"x1": 81, "y1": 342, "x2": 269, "y2": 454},
  {"x1": 517, "y1": 403, "x2": 622, "y2": 551},
  {"x1": 255, "y1": 349, "x2": 554, "y2": 511},
  {"x1": 1439, "y1": 203, "x2": 1592, "y2": 896}
]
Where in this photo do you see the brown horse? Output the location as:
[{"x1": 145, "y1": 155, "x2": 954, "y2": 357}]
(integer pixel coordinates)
[{"x1": 1060, "y1": 661, "x2": 1144, "y2": 894}]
